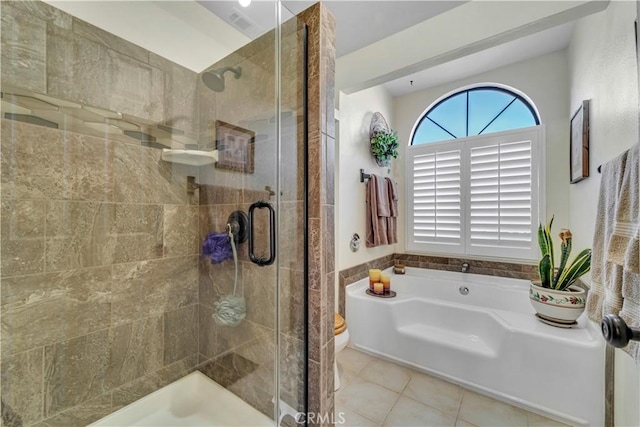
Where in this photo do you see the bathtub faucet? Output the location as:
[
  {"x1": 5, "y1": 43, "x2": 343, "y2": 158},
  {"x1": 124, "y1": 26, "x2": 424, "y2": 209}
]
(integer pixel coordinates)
[{"x1": 461, "y1": 262, "x2": 469, "y2": 273}]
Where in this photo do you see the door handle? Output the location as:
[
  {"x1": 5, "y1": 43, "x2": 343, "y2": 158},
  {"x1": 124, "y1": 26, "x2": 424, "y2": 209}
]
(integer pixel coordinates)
[
  {"x1": 248, "y1": 200, "x2": 276, "y2": 266},
  {"x1": 601, "y1": 314, "x2": 640, "y2": 348}
]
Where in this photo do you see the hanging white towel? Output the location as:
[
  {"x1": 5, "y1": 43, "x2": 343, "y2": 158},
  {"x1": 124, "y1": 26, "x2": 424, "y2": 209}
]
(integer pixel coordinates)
[{"x1": 587, "y1": 144, "x2": 640, "y2": 362}]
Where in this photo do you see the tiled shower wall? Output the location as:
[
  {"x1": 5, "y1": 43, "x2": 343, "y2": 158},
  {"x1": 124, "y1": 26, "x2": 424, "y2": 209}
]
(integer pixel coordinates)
[
  {"x1": 298, "y1": 4, "x2": 337, "y2": 424},
  {"x1": 1, "y1": 2, "x2": 197, "y2": 426},
  {"x1": 2, "y1": 2, "x2": 312, "y2": 426},
  {"x1": 195, "y1": 17, "x2": 307, "y2": 419}
]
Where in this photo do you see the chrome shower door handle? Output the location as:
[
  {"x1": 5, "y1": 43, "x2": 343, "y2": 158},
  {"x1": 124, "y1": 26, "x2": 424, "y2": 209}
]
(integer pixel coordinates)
[{"x1": 248, "y1": 201, "x2": 276, "y2": 266}]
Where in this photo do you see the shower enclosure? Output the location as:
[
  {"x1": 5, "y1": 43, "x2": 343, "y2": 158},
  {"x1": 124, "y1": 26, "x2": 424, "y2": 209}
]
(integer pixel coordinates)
[{"x1": 0, "y1": 1, "x2": 308, "y2": 425}]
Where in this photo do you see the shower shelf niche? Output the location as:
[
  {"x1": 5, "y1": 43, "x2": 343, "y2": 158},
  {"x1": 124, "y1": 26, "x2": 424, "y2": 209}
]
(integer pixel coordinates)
[{"x1": 161, "y1": 149, "x2": 218, "y2": 166}]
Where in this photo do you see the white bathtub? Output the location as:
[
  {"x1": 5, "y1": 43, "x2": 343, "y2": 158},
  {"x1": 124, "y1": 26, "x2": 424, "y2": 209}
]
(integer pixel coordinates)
[{"x1": 346, "y1": 267, "x2": 605, "y2": 426}]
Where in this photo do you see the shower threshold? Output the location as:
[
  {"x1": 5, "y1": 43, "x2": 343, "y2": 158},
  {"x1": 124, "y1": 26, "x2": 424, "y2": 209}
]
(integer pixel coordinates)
[{"x1": 91, "y1": 371, "x2": 273, "y2": 426}]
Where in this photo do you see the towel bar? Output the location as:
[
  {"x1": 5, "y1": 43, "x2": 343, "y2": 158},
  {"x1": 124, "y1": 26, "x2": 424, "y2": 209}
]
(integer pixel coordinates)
[
  {"x1": 601, "y1": 314, "x2": 640, "y2": 348},
  {"x1": 360, "y1": 169, "x2": 371, "y2": 182}
]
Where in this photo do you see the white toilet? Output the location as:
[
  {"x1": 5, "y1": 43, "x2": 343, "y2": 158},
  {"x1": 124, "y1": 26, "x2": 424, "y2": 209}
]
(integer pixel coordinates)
[{"x1": 334, "y1": 313, "x2": 350, "y2": 391}]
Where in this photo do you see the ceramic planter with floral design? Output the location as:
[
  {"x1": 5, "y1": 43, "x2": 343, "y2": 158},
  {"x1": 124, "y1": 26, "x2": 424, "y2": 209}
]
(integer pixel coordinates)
[{"x1": 529, "y1": 282, "x2": 586, "y2": 324}]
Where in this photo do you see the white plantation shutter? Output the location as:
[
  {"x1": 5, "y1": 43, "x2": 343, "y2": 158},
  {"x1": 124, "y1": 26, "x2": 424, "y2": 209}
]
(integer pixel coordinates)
[
  {"x1": 407, "y1": 127, "x2": 542, "y2": 260},
  {"x1": 408, "y1": 142, "x2": 463, "y2": 255}
]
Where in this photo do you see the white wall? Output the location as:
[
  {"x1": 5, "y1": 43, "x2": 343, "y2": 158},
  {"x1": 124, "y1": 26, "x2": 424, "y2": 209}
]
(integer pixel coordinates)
[
  {"x1": 567, "y1": 2, "x2": 639, "y2": 426},
  {"x1": 393, "y1": 50, "x2": 570, "y2": 259},
  {"x1": 337, "y1": 86, "x2": 398, "y2": 271}
]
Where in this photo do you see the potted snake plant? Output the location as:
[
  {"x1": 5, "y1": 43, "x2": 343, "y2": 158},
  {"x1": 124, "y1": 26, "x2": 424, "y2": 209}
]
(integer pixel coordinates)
[{"x1": 529, "y1": 217, "x2": 592, "y2": 326}]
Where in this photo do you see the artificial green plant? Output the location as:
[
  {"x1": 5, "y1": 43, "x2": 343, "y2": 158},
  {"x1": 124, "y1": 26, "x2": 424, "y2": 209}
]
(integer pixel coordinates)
[
  {"x1": 371, "y1": 129, "x2": 399, "y2": 162},
  {"x1": 537, "y1": 216, "x2": 592, "y2": 291}
]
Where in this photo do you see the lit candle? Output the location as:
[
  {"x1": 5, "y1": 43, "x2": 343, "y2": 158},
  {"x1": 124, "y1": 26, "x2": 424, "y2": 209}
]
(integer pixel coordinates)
[
  {"x1": 373, "y1": 282, "x2": 384, "y2": 295},
  {"x1": 381, "y1": 273, "x2": 391, "y2": 294},
  {"x1": 369, "y1": 269, "x2": 381, "y2": 291}
]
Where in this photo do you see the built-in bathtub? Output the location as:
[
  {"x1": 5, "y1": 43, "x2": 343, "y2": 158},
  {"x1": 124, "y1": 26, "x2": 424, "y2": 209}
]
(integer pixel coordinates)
[{"x1": 346, "y1": 267, "x2": 605, "y2": 426}]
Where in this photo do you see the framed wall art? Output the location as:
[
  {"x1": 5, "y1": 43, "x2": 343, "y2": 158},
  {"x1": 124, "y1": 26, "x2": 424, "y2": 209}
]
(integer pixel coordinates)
[
  {"x1": 214, "y1": 120, "x2": 255, "y2": 174},
  {"x1": 570, "y1": 100, "x2": 590, "y2": 184}
]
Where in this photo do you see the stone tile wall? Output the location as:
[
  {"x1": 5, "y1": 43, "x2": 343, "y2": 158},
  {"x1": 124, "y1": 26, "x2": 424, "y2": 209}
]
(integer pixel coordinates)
[
  {"x1": 1, "y1": 3, "x2": 201, "y2": 426},
  {"x1": 298, "y1": 4, "x2": 336, "y2": 425},
  {"x1": 195, "y1": 15, "x2": 307, "y2": 421},
  {"x1": 2, "y1": 3, "x2": 312, "y2": 426},
  {"x1": 337, "y1": 254, "x2": 539, "y2": 317},
  {"x1": 1, "y1": 120, "x2": 201, "y2": 427}
]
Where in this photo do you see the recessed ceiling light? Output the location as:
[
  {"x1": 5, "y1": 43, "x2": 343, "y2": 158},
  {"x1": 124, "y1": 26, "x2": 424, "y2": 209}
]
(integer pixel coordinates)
[{"x1": 238, "y1": 0, "x2": 251, "y2": 7}]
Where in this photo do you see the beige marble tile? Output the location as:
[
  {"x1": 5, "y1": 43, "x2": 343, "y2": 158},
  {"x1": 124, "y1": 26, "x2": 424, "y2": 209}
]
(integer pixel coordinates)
[
  {"x1": 198, "y1": 304, "x2": 218, "y2": 359},
  {"x1": 111, "y1": 256, "x2": 198, "y2": 326},
  {"x1": 338, "y1": 378, "x2": 399, "y2": 424},
  {"x1": 34, "y1": 393, "x2": 111, "y2": 427},
  {"x1": 457, "y1": 390, "x2": 528, "y2": 427},
  {"x1": 163, "y1": 204, "x2": 198, "y2": 257},
  {"x1": 149, "y1": 53, "x2": 198, "y2": 138},
  {"x1": 336, "y1": 347, "x2": 374, "y2": 376},
  {"x1": 111, "y1": 354, "x2": 197, "y2": 410},
  {"x1": 527, "y1": 412, "x2": 571, "y2": 427},
  {"x1": 402, "y1": 371, "x2": 463, "y2": 416},
  {"x1": 1, "y1": 120, "x2": 114, "y2": 202},
  {"x1": 216, "y1": 319, "x2": 270, "y2": 356},
  {"x1": 113, "y1": 143, "x2": 194, "y2": 205},
  {"x1": 1, "y1": 348, "x2": 44, "y2": 426},
  {"x1": 1, "y1": 3, "x2": 47, "y2": 92},
  {"x1": 383, "y1": 396, "x2": 455, "y2": 427},
  {"x1": 280, "y1": 268, "x2": 305, "y2": 341},
  {"x1": 44, "y1": 330, "x2": 110, "y2": 416},
  {"x1": 455, "y1": 420, "x2": 478, "y2": 427},
  {"x1": 1, "y1": 199, "x2": 46, "y2": 277},
  {"x1": 334, "y1": 406, "x2": 379, "y2": 427},
  {"x1": 163, "y1": 305, "x2": 198, "y2": 365},
  {"x1": 47, "y1": 25, "x2": 164, "y2": 122},
  {"x1": 9, "y1": 0, "x2": 72, "y2": 29},
  {"x1": 1, "y1": 267, "x2": 112, "y2": 355},
  {"x1": 45, "y1": 201, "x2": 163, "y2": 271},
  {"x1": 359, "y1": 358, "x2": 412, "y2": 393},
  {"x1": 73, "y1": 18, "x2": 149, "y2": 63},
  {"x1": 243, "y1": 263, "x2": 276, "y2": 329},
  {"x1": 107, "y1": 316, "x2": 163, "y2": 388}
]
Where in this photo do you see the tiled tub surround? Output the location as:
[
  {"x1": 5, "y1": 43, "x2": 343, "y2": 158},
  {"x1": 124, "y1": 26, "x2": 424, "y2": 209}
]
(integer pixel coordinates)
[
  {"x1": 1, "y1": 119, "x2": 201, "y2": 427},
  {"x1": 338, "y1": 254, "x2": 538, "y2": 317}
]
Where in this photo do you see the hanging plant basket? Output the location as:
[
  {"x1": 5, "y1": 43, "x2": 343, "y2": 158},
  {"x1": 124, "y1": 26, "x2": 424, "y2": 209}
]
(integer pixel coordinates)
[{"x1": 369, "y1": 112, "x2": 398, "y2": 167}]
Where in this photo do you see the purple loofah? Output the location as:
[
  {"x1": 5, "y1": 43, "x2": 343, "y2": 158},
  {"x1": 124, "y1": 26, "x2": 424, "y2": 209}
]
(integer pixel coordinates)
[{"x1": 202, "y1": 232, "x2": 233, "y2": 264}]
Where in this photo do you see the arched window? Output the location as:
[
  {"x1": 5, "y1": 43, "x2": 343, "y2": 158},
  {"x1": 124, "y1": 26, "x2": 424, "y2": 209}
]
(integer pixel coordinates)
[
  {"x1": 411, "y1": 86, "x2": 540, "y2": 145},
  {"x1": 406, "y1": 84, "x2": 544, "y2": 261}
]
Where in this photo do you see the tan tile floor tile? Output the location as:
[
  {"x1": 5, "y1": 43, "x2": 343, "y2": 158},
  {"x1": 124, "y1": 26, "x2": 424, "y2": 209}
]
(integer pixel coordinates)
[
  {"x1": 338, "y1": 347, "x2": 375, "y2": 375},
  {"x1": 382, "y1": 396, "x2": 455, "y2": 427},
  {"x1": 359, "y1": 359, "x2": 412, "y2": 393},
  {"x1": 335, "y1": 405, "x2": 379, "y2": 426},
  {"x1": 457, "y1": 390, "x2": 528, "y2": 427},
  {"x1": 335, "y1": 348, "x2": 572, "y2": 427},
  {"x1": 338, "y1": 377, "x2": 400, "y2": 423},
  {"x1": 528, "y1": 412, "x2": 572, "y2": 427},
  {"x1": 403, "y1": 370, "x2": 463, "y2": 416}
]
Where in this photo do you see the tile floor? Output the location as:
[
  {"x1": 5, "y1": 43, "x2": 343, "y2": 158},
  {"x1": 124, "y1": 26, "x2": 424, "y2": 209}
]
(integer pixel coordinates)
[{"x1": 335, "y1": 347, "x2": 571, "y2": 427}]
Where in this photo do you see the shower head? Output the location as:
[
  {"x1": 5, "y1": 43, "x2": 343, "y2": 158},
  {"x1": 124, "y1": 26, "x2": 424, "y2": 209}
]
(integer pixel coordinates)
[{"x1": 201, "y1": 66, "x2": 242, "y2": 92}]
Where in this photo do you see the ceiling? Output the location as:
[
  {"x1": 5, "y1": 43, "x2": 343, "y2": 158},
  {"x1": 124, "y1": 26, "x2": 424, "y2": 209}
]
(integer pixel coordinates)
[
  {"x1": 280, "y1": 1, "x2": 466, "y2": 57},
  {"x1": 382, "y1": 21, "x2": 577, "y2": 97}
]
